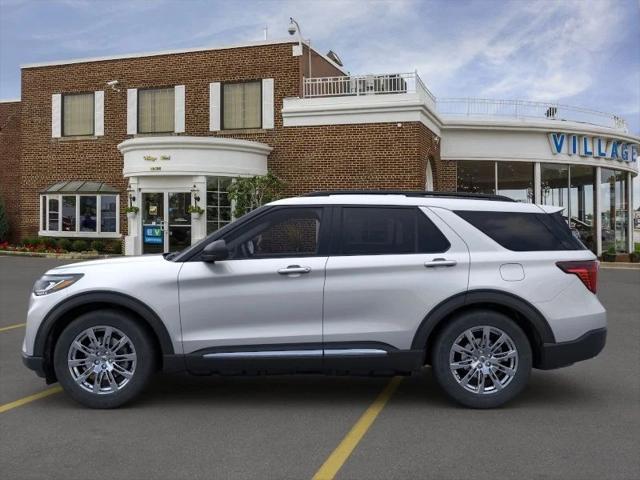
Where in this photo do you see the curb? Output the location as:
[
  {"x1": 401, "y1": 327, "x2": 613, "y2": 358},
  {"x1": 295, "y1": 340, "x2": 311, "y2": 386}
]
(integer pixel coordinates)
[
  {"x1": 600, "y1": 262, "x2": 640, "y2": 270},
  {"x1": 0, "y1": 250, "x2": 121, "y2": 260}
]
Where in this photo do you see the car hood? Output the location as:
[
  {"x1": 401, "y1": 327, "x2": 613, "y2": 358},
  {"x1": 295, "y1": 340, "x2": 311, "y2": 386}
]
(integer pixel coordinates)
[{"x1": 47, "y1": 254, "x2": 169, "y2": 273}]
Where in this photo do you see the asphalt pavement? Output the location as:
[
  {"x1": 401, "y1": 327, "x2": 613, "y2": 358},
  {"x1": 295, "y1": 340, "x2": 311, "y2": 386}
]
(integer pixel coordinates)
[{"x1": 0, "y1": 256, "x2": 638, "y2": 480}]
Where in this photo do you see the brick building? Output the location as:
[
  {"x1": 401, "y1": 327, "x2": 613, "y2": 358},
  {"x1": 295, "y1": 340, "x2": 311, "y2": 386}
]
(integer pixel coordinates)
[{"x1": 0, "y1": 38, "x2": 638, "y2": 255}]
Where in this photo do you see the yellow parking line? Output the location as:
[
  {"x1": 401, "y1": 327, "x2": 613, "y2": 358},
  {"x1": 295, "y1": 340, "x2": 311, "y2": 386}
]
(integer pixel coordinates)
[
  {"x1": 0, "y1": 386, "x2": 63, "y2": 414},
  {"x1": 312, "y1": 376, "x2": 403, "y2": 480},
  {"x1": 0, "y1": 322, "x2": 26, "y2": 333}
]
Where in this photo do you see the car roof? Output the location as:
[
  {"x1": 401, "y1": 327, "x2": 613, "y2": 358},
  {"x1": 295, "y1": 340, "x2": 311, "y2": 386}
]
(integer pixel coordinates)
[{"x1": 268, "y1": 193, "x2": 559, "y2": 213}]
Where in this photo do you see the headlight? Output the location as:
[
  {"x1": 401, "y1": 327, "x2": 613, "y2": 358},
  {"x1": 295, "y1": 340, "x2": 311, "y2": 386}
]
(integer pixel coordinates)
[{"x1": 33, "y1": 274, "x2": 83, "y2": 296}]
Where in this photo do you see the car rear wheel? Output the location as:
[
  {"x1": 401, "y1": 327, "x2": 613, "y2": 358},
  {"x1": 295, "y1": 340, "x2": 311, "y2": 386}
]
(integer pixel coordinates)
[
  {"x1": 53, "y1": 310, "x2": 156, "y2": 408},
  {"x1": 431, "y1": 310, "x2": 532, "y2": 408}
]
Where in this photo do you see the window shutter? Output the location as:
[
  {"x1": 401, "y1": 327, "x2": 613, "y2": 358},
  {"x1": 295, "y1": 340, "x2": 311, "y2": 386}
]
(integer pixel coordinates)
[
  {"x1": 262, "y1": 78, "x2": 274, "y2": 129},
  {"x1": 94, "y1": 91, "x2": 104, "y2": 136},
  {"x1": 174, "y1": 85, "x2": 185, "y2": 133},
  {"x1": 127, "y1": 88, "x2": 137, "y2": 135},
  {"x1": 209, "y1": 82, "x2": 221, "y2": 131},
  {"x1": 51, "y1": 94, "x2": 62, "y2": 138}
]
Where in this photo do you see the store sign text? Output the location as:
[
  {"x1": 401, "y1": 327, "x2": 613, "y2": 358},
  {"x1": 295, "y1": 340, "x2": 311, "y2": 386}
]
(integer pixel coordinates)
[{"x1": 549, "y1": 133, "x2": 637, "y2": 163}]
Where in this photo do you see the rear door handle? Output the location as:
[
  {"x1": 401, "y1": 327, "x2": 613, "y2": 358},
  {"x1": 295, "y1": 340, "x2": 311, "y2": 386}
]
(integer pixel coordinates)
[
  {"x1": 278, "y1": 265, "x2": 312, "y2": 275},
  {"x1": 424, "y1": 258, "x2": 457, "y2": 268}
]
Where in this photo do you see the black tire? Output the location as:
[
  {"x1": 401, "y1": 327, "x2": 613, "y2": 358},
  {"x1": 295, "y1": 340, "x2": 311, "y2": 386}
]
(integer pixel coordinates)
[
  {"x1": 431, "y1": 309, "x2": 532, "y2": 408},
  {"x1": 53, "y1": 309, "x2": 157, "y2": 409}
]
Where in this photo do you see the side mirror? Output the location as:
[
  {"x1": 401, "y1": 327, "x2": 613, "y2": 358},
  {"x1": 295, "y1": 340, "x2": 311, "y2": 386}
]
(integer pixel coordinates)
[{"x1": 201, "y1": 239, "x2": 229, "y2": 263}]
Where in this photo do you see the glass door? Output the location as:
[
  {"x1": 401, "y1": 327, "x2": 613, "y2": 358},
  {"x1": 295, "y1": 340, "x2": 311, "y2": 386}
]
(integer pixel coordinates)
[
  {"x1": 142, "y1": 192, "x2": 165, "y2": 254},
  {"x1": 168, "y1": 192, "x2": 192, "y2": 252}
]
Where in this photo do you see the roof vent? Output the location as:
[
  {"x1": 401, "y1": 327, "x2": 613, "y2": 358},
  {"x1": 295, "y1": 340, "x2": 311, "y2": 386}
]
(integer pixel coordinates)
[{"x1": 326, "y1": 50, "x2": 343, "y2": 67}]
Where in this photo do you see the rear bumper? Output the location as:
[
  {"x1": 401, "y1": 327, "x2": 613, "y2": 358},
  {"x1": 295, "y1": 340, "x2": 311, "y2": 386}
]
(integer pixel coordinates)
[
  {"x1": 537, "y1": 327, "x2": 607, "y2": 370},
  {"x1": 22, "y1": 353, "x2": 47, "y2": 378}
]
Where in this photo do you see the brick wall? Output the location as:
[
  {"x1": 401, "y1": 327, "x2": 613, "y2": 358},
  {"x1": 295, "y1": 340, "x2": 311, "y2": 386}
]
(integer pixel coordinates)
[
  {"x1": 16, "y1": 41, "x2": 442, "y2": 241},
  {"x1": 0, "y1": 101, "x2": 21, "y2": 241}
]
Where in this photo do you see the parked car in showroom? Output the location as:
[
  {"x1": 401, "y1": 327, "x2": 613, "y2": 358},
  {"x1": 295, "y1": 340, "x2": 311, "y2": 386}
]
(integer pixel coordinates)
[{"x1": 23, "y1": 191, "x2": 606, "y2": 409}]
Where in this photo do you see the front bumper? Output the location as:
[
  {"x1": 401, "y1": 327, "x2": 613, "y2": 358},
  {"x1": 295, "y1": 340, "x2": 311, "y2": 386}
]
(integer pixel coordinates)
[
  {"x1": 22, "y1": 353, "x2": 47, "y2": 379},
  {"x1": 537, "y1": 327, "x2": 607, "y2": 370}
]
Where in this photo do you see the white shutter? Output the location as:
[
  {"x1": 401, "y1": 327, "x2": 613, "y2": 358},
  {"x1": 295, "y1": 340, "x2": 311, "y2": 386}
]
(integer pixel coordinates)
[
  {"x1": 174, "y1": 85, "x2": 185, "y2": 133},
  {"x1": 127, "y1": 88, "x2": 137, "y2": 135},
  {"x1": 262, "y1": 78, "x2": 274, "y2": 129},
  {"x1": 94, "y1": 91, "x2": 104, "y2": 136},
  {"x1": 51, "y1": 94, "x2": 62, "y2": 138},
  {"x1": 209, "y1": 82, "x2": 221, "y2": 131}
]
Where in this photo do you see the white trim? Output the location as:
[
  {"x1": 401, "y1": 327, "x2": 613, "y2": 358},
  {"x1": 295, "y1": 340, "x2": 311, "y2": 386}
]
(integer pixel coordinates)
[
  {"x1": 127, "y1": 89, "x2": 137, "y2": 135},
  {"x1": 51, "y1": 94, "x2": 61, "y2": 138},
  {"x1": 118, "y1": 135, "x2": 272, "y2": 154},
  {"x1": 21, "y1": 39, "x2": 299, "y2": 69},
  {"x1": 209, "y1": 82, "x2": 221, "y2": 131},
  {"x1": 262, "y1": 78, "x2": 275, "y2": 129},
  {"x1": 0, "y1": 98, "x2": 20, "y2": 103},
  {"x1": 94, "y1": 91, "x2": 104, "y2": 136},
  {"x1": 174, "y1": 85, "x2": 185, "y2": 133},
  {"x1": 595, "y1": 167, "x2": 602, "y2": 256},
  {"x1": 534, "y1": 162, "x2": 542, "y2": 204},
  {"x1": 627, "y1": 171, "x2": 633, "y2": 253},
  {"x1": 39, "y1": 231, "x2": 122, "y2": 239}
]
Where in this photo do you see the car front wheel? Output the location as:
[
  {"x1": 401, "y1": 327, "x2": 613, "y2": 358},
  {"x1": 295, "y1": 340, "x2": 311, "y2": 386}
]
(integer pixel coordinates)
[
  {"x1": 431, "y1": 310, "x2": 532, "y2": 408},
  {"x1": 53, "y1": 310, "x2": 156, "y2": 408}
]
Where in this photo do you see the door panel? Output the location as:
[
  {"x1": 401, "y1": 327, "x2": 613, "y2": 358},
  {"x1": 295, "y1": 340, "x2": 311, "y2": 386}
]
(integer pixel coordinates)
[
  {"x1": 323, "y1": 206, "x2": 470, "y2": 350},
  {"x1": 142, "y1": 192, "x2": 165, "y2": 254},
  {"x1": 178, "y1": 206, "x2": 328, "y2": 356},
  {"x1": 168, "y1": 192, "x2": 191, "y2": 252}
]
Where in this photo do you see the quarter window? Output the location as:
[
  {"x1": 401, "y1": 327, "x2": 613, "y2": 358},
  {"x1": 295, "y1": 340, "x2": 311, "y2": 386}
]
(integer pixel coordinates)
[
  {"x1": 338, "y1": 207, "x2": 450, "y2": 255},
  {"x1": 222, "y1": 81, "x2": 261, "y2": 129},
  {"x1": 226, "y1": 207, "x2": 323, "y2": 259},
  {"x1": 62, "y1": 92, "x2": 94, "y2": 136},
  {"x1": 138, "y1": 88, "x2": 175, "y2": 133}
]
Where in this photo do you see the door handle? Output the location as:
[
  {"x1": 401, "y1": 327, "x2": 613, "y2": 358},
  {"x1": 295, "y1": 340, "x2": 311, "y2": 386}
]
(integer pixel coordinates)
[
  {"x1": 424, "y1": 258, "x2": 457, "y2": 268},
  {"x1": 278, "y1": 265, "x2": 312, "y2": 275}
]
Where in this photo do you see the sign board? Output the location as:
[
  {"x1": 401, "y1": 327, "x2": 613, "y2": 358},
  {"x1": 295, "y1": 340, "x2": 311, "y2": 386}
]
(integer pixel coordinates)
[
  {"x1": 548, "y1": 132, "x2": 638, "y2": 163},
  {"x1": 143, "y1": 226, "x2": 163, "y2": 245}
]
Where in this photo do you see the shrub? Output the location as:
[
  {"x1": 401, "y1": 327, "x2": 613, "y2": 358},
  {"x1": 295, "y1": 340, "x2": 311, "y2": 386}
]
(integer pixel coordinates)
[
  {"x1": 20, "y1": 236, "x2": 37, "y2": 246},
  {"x1": 104, "y1": 239, "x2": 122, "y2": 254},
  {"x1": 58, "y1": 238, "x2": 73, "y2": 251},
  {"x1": 90, "y1": 240, "x2": 105, "y2": 252},
  {"x1": 71, "y1": 239, "x2": 88, "y2": 252},
  {"x1": 0, "y1": 197, "x2": 9, "y2": 242}
]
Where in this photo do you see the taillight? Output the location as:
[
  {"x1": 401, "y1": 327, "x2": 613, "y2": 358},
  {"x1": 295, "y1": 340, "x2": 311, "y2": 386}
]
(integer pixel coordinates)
[{"x1": 556, "y1": 260, "x2": 599, "y2": 294}]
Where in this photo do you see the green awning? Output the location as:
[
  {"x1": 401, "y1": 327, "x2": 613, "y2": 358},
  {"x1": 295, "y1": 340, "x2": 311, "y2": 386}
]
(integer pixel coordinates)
[{"x1": 41, "y1": 181, "x2": 119, "y2": 194}]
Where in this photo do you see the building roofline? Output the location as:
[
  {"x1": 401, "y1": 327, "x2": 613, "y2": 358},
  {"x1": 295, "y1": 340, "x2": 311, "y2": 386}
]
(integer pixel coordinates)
[
  {"x1": 0, "y1": 98, "x2": 21, "y2": 103},
  {"x1": 20, "y1": 38, "x2": 347, "y2": 74}
]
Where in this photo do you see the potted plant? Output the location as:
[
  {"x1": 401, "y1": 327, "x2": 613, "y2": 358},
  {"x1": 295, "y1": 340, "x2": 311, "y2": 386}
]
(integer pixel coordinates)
[
  {"x1": 125, "y1": 206, "x2": 139, "y2": 220},
  {"x1": 187, "y1": 204, "x2": 204, "y2": 219},
  {"x1": 602, "y1": 245, "x2": 616, "y2": 262}
]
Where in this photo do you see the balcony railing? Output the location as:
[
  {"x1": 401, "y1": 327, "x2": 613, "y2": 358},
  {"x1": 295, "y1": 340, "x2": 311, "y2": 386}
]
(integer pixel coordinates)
[
  {"x1": 303, "y1": 72, "x2": 436, "y2": 103},
  {"x1": 301, "y1": 73, "x2": 628, "y2": 132},
  {"x1": 436, "y1": 98, "x2": 628, "y2": 132}
]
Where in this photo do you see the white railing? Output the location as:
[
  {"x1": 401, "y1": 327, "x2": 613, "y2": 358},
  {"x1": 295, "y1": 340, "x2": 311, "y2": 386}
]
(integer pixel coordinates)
[
  {"x1": 436, "y1": 98, "x2": 628, "y2": 132},
  {"x1": 303, "y1": 72, "x2": 436, "y2": 103}
]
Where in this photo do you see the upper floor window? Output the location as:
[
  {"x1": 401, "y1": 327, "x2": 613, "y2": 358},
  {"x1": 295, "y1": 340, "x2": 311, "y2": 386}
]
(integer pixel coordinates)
[
  {"x1": 62, "y1": 92, "x2": 94, "y2": 136},
  {"x1": 138, "y1": 87, "x2": 175, "y2": 133},
  {"x1": 222, "y1": 81, "x2": 261, "y2": 130}
]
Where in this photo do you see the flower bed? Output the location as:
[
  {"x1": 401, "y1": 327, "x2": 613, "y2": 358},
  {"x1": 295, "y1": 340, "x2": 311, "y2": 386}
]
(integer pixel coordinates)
[{"x1": 0, "y1": 237, "x2": 122, "y2": 255}]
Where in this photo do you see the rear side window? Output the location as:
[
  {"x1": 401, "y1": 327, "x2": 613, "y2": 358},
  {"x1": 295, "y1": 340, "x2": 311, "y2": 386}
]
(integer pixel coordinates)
[
  {"x1": 339, "y1": 207, "x2": 450, "y2": 255},
  {"x1": 455, "y1": 210, "x2": 585, "y2": 251}
]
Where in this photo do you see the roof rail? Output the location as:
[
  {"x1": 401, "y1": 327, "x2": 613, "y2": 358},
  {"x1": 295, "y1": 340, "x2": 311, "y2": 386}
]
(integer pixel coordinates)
[{"x1": 302, "y1": 190, "x2": 515, "y2": 202}]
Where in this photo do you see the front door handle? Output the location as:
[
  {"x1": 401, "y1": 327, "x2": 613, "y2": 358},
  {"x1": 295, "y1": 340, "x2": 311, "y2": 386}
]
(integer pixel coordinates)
[
  {"x1": 424, "y1": 258, "x2": 457, "y2": 268},
  {"x1": 277, "y1": 265, "x2": 312, "y2": 275}
]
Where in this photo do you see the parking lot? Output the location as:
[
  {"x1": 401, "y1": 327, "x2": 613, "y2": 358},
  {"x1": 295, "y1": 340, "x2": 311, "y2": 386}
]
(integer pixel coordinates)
[{"x1": 0, "y1": 256, "x2": 638, "y2": 480}]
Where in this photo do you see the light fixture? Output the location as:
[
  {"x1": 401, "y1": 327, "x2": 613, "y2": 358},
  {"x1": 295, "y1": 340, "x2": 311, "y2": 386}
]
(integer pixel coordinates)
[
  {"x1": 126, "y1": 186, "x2": 136, "y2": 204},
  {"x1": 191, "y1": 185, "x2": 201, "y2": 203},
  {"x1": 288, "y1": 17, "x2": 312, "y2": 78}
]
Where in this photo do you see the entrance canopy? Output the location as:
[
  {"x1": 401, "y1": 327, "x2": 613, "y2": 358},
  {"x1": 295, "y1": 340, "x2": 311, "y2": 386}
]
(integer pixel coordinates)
[{"x1": 41, "y1": 180, "x2": 119, "y2": 194}]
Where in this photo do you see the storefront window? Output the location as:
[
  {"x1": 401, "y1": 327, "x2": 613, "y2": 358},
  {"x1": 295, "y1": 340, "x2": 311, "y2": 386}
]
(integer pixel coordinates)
[
  {"x1": 40, "y1": 193, "x2": 119, "y2": 236},
  {"x1": 48, "y1": 197, "x2": 59, "y2": 231},
  {"x1": 79, "y1": 196, "x2": 97, "y2": 232},
  {"x1": 206, "y1": 176, "x2": 233, "y2": 234},
  {"x1": 601, "y1": 169, "x2": 629, "y2": 253},
  {"x1": 541, "y1": 163, "x2": 569, "y2": 216},
  {"x1": 457, "y1": 161, "x2": 495, "y2": 194},
  {"x1": 497, "y1": 162, "x2": 534, "y2": 203},
  {"x1": 100, "y1": 195, "x2": 118, "y2": 233},
  {"x1": 569, "y1": 165, "x2": 596, "y2": 252},
  {"x1": 61, "y1": 196, "x2": 76, "y2": 232}
]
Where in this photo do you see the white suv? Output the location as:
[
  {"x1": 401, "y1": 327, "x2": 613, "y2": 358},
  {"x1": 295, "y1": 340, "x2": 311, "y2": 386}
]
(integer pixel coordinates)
[{"x1": 22, "y1": 192, "x2": 607, "y2": 409}]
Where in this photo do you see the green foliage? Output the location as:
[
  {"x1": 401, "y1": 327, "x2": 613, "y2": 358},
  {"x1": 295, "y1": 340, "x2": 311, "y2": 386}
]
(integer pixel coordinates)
[
  {"x1": 0, "y1": 197, "x2": 8, "y2": 242},
  {"x1": 90, "y1": 240, "x2": 105, "y2": 252},
  {"x1": 187, "y1": 204, "x2": 205, "y2": 214},
  {"x1": 227, "y1": 173, "x2": 285, "y2": 218},
  {"x1": 71, "y1": 239, "x2": 88, "y2": 252},
  {"x1": 606, "y1": 245, "x2": 616, "y2": 254},
  {"x1": 125, "y1": 206, "x2": 139, "y2": 213},
  {"x1": 58, "y1": 238, "x2": 73, "y2": 251}
]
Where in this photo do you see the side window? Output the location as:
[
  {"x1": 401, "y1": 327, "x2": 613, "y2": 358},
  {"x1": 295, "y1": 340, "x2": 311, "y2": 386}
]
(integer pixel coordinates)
[
  {"x1": 226, "y1": 207, "x2": 323, "y2": 259},
  {"x1": 339, "y1": 207, "x2": 449, "y2": 255}
]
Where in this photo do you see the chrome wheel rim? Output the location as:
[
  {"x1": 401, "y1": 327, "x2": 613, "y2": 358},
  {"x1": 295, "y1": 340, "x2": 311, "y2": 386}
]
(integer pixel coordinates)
[
  {"x1": 67, "y1": 326, "x2": 137, "y2": 395},
  {"x1": 449, "y1": 326, "x2": 518, "y2": 395}
]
